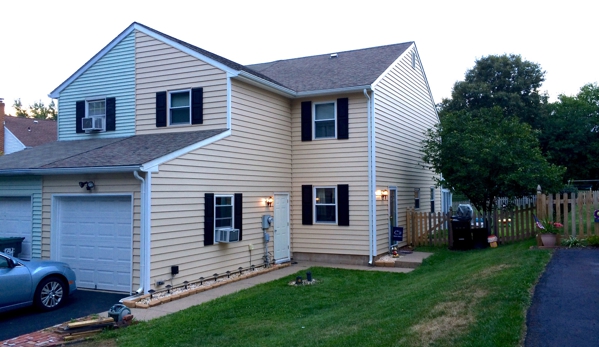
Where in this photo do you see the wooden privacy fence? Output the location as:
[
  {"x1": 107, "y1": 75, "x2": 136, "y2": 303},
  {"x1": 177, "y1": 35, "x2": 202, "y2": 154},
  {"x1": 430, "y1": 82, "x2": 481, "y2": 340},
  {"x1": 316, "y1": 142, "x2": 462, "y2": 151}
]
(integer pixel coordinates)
[
  {"x1": 537, "y1": 191, "x2": 599, "y2": 238},
  {"x1": 407, "y1": 202, "x2": 537, "y2": 247}
]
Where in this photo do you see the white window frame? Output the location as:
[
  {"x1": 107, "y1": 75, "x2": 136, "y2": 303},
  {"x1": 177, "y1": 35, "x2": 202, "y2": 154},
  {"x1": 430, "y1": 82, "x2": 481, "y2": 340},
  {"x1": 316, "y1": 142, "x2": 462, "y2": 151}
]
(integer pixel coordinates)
[
  {"x1": 314, "y1": 186, "x2": 337, "y2": 224},
  {"x1": 313, "y1": 101, "x2": 337, "y2": 140},
  {"x1": 168, "y1": 89, "x2": 191, "y2": 126},
  {"x1": 430, "y1": 187, "x2": 435, "y2": 213},
  {"x1": 214, "y1": 194, "x2": 234, "y2": 244},
  {"x1": 85, "y1": 98, "x2": 106, "y2": 132}
]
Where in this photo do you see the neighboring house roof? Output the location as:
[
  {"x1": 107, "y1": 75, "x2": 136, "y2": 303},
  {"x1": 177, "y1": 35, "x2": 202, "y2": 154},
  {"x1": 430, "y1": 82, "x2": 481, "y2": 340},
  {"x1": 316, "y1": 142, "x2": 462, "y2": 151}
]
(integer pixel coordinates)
[
  {"x1": 0, "y1": 129, "x2": 226, "y2": 173},
  {"x1": 246, "y1": 43, "x2": 413, "y2": 93},
  {"x1": 4, "y1": 117, "x2": 57, "y2": 148},
  {"x1": 49, "y1": 22, "x2": 414, "y2": 98}
]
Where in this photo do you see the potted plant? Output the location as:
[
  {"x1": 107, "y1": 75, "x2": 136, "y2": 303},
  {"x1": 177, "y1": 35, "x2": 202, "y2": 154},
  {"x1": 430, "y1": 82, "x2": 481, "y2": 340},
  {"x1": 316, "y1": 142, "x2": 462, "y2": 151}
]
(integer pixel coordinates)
[{"x1": 535, "y1": 216, "x2": 563, "y2": 247}]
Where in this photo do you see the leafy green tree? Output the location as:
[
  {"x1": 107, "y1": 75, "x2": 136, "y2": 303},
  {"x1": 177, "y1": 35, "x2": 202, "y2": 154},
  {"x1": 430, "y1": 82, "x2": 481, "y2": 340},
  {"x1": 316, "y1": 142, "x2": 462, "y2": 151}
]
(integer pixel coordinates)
[
  {"x1": 13, "y1": 98, "x2": 29, "y2": 118},
  {"x1": 540, "y1": 83, "x2": 599, "y2": 181},
  {"x1": 29, "y1": 100, "x2": 57, "y2": 120},
  {"x1": 422, "y1": 107, "x2": 564, "y2": 213},
  {"x1": 440, "y1": 54, "x2": 548, "y2": 129}
]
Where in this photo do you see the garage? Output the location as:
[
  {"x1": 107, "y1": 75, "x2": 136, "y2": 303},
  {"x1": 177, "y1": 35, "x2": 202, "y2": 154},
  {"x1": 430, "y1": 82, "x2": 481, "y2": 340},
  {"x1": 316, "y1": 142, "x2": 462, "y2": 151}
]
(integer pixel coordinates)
[
  {"x1": 54, "y1": 195, "x2": 133, "y2": 293},
  {"x1": 0, "y1": 197, "x2": 32, "y2": 260}
]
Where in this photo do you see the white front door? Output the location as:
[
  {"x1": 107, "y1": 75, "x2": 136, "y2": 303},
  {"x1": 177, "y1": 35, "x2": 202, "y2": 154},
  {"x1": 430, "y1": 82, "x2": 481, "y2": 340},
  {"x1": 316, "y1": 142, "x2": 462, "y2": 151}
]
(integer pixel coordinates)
[
  {"x1": 0, "y1": 197, "x2": 32, "y2": 260},
  {"x1": 55, "y1": 195, "x2": 132, "y2": 293},
  {"x1": 273, "y1": 193, "x2": 290, "y2": 262}
]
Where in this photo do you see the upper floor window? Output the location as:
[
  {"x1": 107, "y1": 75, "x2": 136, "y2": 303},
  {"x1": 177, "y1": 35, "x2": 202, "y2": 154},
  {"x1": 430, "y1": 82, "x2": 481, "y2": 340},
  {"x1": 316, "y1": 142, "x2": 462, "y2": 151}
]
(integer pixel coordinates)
[
  {"x1": 169, "y1": 90, "x2": 191, "y2": 125},
  {"x1": 314, "y1": 102, "x2": 336, "y2": 139}
]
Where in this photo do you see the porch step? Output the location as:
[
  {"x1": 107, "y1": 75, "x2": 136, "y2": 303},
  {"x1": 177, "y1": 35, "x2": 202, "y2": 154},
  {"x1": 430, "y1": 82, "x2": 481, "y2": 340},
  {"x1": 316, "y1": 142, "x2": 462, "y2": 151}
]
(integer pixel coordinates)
[{"x1": 374, "y1": 251, "x2": 433, "y2": 269}]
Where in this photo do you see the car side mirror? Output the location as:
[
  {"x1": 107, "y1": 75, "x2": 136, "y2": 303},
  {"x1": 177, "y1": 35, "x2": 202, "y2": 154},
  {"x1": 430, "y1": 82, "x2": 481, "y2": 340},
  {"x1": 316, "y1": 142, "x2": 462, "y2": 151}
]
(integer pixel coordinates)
[{"x1": 5, "y1": 257, "x2": 16, "y2": 269}]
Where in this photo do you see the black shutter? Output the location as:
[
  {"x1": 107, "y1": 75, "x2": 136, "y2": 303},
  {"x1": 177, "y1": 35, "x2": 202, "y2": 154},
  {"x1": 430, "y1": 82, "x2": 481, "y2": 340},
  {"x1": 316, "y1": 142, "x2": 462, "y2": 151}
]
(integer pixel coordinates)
[
  {"x1": 156, "y1": 91, "x2": 167, "y2": 127},
  {"x1": 338, "y1": 184, "x2": 350, "y2": 226},
  {"x1": 105, "y1": 97, "x2": 116, "y2": 131},
  {"x1": 76, "y1": 100, "x2": 85, "y2": 133},
  {"x1": 204, "y1": 193, "x2": 215, "y2": 246},
  {"x1": 234, "y1": 193, "x2": 243, "y2": 241},
  {"x1": 302, "y1": 185, "x2": 313, "y2": 225},
  {"x1": 337, "y1": 98, "x2": 349, "y2": 140},
  {"x1": 191, "y1": 88, "x2": 203, "y2": 125},
  {"x1": 301, "y1": 101, "x2": 312, "y2": 142}
]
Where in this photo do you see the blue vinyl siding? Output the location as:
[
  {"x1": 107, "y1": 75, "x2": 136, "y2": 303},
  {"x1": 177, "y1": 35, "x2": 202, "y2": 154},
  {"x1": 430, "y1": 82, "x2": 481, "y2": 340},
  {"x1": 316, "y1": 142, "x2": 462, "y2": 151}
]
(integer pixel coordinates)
[
  {"x1": 0, "y1": 176, "x2": 42, "y2": 259},
  {"x1": 57, "y1": 32, "x2": 135, "y2": 140}
]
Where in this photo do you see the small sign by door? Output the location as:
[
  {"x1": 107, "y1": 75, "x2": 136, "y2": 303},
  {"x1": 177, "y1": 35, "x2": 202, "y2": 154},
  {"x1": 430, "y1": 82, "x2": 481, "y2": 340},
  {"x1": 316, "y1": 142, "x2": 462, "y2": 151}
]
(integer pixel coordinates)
[{"x1": 392, "y1": 227, "x2": 404, "y2": 241}]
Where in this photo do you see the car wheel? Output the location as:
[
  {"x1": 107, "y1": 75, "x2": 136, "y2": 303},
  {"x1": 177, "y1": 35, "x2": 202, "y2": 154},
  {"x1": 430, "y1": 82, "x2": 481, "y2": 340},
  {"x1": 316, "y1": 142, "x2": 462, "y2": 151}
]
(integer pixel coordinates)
[{"x1": 34, "y1": 277, "x2": 66, "y2": 311}]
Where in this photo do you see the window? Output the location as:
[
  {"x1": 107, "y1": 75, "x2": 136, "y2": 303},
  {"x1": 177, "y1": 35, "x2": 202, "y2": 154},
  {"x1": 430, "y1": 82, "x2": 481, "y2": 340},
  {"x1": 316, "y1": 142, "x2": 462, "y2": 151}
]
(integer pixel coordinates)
[
  {"x1": 215, "y1": 195, "x2": 233, "y2": 230},
  {"x1": 430, "y1": 187, "x2": 435, "y2": 213},
  {"x1": 169, "y1": 90, "x2": 191, "y2": 125},
  {"x1": 414, "y1": 188, "x2": 420, "y2": 209},
  {"x1": 315, "y1": 187, "x2": 337, "y2": 223},
  {"x1": 314, "y1": 102, "x2": 336, "y2": 139},
  {"x1": 87, "y1": 99, "x2": 105, "y2": 117}
]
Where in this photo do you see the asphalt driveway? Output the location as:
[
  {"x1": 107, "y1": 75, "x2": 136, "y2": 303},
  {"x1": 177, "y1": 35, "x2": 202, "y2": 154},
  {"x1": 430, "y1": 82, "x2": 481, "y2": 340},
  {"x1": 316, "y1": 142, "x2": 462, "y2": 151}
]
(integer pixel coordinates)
[
  {"x1": 0, "y1": 289, "x2": 127, "y2": 341},
  {"x1": 525, "y1": 248, "x2": 599, "y2": 347}
]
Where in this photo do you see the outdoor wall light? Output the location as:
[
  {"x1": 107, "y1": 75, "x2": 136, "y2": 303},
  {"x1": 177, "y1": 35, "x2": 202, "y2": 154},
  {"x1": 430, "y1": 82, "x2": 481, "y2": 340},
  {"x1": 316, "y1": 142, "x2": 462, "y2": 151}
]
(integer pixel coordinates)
[
  {"x1": 78, "y1": 181, "x2": 95, "y2": 190},
  {"x1": 381, "y1": 189, "x2": 389, "y2": 200},
  {"x1": 264, "y1": 196, "x2": 274, "y2": 207}
]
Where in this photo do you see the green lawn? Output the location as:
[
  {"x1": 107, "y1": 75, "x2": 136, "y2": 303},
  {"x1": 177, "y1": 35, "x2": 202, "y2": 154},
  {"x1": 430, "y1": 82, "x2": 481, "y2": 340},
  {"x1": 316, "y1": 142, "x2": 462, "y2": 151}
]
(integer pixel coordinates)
[{"x1": 100, "y1": 239, "x2": 550, "y2": 347}]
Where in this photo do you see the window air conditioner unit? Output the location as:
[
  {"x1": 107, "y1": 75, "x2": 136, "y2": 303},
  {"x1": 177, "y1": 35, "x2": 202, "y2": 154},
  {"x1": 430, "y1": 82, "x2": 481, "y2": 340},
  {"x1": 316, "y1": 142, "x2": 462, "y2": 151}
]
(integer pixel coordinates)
[
  {"x1": 82, "y1": 116, "x2": 105, "y2": 131},
  {"x1": 216, "y1": 228, "x2": 240, "y2": 243}
]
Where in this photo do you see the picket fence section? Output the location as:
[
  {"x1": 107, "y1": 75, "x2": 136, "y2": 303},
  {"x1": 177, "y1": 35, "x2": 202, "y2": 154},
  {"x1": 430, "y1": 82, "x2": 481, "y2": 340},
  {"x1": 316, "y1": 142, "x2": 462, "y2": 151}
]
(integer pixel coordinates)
[{"x1": 537, "y1": 191, "x2": 599, "y2": 238}]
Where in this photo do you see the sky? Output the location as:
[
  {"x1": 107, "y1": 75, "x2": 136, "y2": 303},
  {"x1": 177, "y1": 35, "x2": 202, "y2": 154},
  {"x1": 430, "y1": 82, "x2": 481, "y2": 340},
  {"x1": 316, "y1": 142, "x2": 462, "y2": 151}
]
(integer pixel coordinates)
[{"x1": 1, "y1": 0, "x2": 597, "y2": 115}]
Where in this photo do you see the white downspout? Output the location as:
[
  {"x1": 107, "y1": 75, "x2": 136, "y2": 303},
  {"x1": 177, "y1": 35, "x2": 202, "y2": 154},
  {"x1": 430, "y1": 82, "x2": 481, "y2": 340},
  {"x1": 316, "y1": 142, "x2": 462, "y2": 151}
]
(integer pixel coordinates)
[
  {"x1": 364, "y1": 89, "x2": 374, "y2": 265},
  {"x1": 134, "y1": 171, "x2": 151, "y2": 294}
]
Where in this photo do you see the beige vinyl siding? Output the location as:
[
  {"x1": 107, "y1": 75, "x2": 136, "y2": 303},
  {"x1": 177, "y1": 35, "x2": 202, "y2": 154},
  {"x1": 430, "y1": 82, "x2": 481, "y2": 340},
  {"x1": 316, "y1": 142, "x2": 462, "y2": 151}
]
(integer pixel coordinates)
[
  {"x1": 135, "y1": 31, "x2": 228, "y2": 134},
  {"x1": 148, "y1": 80, "x2": 291, "y2": 288},
  {"x1": 374, "y1": 47, "x2": 440, "y2": 254},
  {"x1": 41, "y1": 173, "x2": 141, "y2": 290},
  {"x1": 291, "y1": 93, "x2": 370, "y2": 256}
]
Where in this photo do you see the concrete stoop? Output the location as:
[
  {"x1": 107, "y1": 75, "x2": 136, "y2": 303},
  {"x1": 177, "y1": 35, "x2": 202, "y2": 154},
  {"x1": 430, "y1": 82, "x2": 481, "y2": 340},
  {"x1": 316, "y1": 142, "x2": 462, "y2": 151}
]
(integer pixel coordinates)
[{"x1": 374, "y1": 251, "x2": 433, "y2": 269}]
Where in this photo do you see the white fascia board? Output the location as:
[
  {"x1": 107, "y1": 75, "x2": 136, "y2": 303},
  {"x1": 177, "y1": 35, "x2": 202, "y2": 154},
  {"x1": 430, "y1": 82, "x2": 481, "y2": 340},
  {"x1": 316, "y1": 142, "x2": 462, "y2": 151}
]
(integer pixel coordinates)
[
  {"x1": 371, "y1": 42, "x2": 414, "y2": 91},
  {"x1": 296, "y1": 85, "x2": 372, "y2": 98},
  {"x1": 49, "y1": 24, "x2": 137, "y2": 98},
  {"x1": 0, "y1": 165, "x2": 141, "y2": 176},
  {"x1": 140, "y1": 130, "x2": 232, "y2": 172},
  {"x1": 234, "y1": 72, "x2": 296, "y2": 97},
  {"x1": 134, "y1": 24, "x2": 239, "y2": 76}
]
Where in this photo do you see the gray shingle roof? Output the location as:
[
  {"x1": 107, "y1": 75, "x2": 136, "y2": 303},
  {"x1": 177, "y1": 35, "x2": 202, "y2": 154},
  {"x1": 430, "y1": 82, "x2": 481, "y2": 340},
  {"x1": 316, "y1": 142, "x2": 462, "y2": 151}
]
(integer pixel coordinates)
[
  {"x1": 0, "y1": 129, "x2": 226, "y2": 172},
  {"x1": 246, "y1": 43, "x2": 413, "y2": 92}
]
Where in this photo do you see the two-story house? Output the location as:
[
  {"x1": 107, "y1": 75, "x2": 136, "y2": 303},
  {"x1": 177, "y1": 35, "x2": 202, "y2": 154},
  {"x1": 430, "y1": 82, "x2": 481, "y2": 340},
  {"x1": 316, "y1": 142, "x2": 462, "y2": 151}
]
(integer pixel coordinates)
[{"x1": 0, "y1": 22, "x2": 440, "y2": 294}]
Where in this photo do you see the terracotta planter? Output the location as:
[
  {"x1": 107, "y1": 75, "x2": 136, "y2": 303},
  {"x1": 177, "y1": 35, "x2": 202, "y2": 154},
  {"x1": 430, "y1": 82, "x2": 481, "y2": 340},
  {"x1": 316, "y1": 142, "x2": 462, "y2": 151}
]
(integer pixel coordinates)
[{"x1": 541, "y1": 233, "x2": 557, "y2": 247}]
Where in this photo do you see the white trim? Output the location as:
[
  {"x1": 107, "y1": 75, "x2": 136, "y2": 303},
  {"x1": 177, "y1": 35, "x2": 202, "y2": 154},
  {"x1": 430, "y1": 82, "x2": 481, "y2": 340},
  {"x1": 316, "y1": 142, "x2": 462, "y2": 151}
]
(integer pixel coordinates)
[
  {"x1": 144, "y1": 172, "x2": 152, "y2": 294},
  {"x1": 49, "y1": 25, "x2": 136, "y2": 98},
  {"x1": 235, "y1": 71, "x2": 295, "y2": 97},
  {"x1": 141, "y1": 129, "x2": 231, "y2": 172},
  {"x1": 371, "y1": 43, "x2": 415, "y2": 90},
  {"x1": 313, "y1": 186, "x2": 338, "y2": 224},
  {"x1": 0, "y1": 166, "x2": 141, "y2": 176},
  {"x1": 312, "y1": 100, "x2": 337, "y2": 140},
  {"x1": 226, "y1": 76, "x2": 232, "y2": 129},
  {"x1": 214, "y1": 194, "x2": 235, "y2": 244},
  {"x1": 371, "y1": 91, "x2": 377, "y2": 257},
  {"x1": 296, "y1": 85, "x2": 372, "y2": 98},
  {"x1": 364, "y1": 89, "x2": 374, "y2": 264}
]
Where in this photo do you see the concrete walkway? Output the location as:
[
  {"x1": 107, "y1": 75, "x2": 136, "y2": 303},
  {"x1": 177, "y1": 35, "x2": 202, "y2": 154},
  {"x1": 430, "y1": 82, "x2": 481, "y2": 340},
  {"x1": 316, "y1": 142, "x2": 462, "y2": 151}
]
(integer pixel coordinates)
[{"x1": 129, "y1": 257, "x2": 428, "y2": 321}]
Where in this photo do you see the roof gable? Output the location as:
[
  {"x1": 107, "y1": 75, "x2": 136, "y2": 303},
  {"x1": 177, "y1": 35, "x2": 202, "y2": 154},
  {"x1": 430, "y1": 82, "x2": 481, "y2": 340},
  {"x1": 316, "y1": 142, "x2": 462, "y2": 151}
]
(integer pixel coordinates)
[{"x1": 4, "y1": 117, "x2": 57, "y2": 147}]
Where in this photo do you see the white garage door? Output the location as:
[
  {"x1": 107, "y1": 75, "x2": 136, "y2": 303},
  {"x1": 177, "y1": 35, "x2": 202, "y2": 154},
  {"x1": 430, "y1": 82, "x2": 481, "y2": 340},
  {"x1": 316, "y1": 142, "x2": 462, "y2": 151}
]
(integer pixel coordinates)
[
  {"x1": 0, "y1": 197, "x2": 32, "y2": 260},
  {"x1": 56, "y1": 196, "x2": 132, "y2": 293}
]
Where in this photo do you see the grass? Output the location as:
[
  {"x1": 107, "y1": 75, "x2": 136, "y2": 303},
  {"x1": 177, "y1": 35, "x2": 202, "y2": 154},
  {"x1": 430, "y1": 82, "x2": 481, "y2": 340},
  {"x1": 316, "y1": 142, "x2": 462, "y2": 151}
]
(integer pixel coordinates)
[{"x1": 97, "y1": 239, "x2": 550, "y2": 347}]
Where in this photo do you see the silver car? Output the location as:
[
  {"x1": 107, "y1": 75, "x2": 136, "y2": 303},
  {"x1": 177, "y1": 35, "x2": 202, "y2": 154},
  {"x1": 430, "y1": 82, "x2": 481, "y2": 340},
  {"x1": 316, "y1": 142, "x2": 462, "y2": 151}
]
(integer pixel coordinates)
[{"x1": 0, "y1": 252, "x2": 77, "y2": 312}]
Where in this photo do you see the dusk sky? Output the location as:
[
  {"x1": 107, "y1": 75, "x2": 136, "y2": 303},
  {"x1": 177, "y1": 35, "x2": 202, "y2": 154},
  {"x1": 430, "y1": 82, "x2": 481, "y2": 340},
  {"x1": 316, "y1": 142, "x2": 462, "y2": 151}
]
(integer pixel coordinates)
[{"x1": 1, "y1": 0, "x2": 597, "y2": 115}]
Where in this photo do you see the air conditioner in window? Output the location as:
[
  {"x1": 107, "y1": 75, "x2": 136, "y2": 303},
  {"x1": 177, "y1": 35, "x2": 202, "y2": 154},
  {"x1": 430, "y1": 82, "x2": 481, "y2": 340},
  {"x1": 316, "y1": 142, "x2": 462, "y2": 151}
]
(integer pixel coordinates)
[
  {"x1": 82, "y1": 116, "x2": 105, "y2": 131},
  {"x1": 216, "y1": 228, "x2": 240, "y2": 243}
]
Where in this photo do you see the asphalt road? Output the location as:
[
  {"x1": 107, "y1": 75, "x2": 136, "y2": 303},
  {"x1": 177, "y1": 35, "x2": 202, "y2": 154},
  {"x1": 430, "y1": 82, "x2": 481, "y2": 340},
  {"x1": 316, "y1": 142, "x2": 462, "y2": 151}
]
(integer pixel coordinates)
[
  {"x1": 525, "y1": 248, "x2": 599, "y2": 347},
  {"x1": 0, "y1": 289, "x2": 127, "y2": 341}
]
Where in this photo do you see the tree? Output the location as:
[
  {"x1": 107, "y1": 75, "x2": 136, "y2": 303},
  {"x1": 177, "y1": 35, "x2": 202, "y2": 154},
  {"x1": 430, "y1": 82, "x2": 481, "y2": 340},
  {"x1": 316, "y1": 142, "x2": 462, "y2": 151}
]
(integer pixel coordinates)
[
  {"x1": 29, "y1": 100, "x2": 57, "y2": 120},
  {"x1": 13, "y1": 98, "x2": 29, "y2": 118},
  {"x1": 422, "y1": 107, "x2": 564, "y2": 213},
  {"x1": 540, "y1": 83, "x2": 599, "y2": 181},
  {"x1": 439, "y1": 54, "x2": 548, "y2": 129}
]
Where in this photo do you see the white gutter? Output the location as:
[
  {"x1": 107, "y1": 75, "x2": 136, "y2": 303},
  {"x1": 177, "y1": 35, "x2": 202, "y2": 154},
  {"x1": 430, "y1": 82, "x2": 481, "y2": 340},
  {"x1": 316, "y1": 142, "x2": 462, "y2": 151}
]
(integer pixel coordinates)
[
  {"x1": 134, "y1": 170, "x2": 152, "y2": 294},
  {"x1": 0, "y1": 165, "x2": 141, "y2": 176},
  {"x1": 296, "y1": 85, "x2": 372, "y2": 98},
  {"x1": 364, "y1": 89, "x2": 374, "y2": 265}
]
